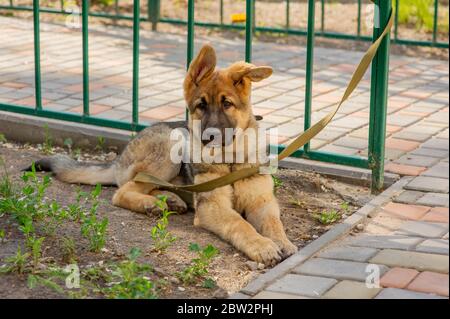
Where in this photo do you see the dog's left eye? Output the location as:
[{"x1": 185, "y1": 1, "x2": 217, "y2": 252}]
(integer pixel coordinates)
[{"x1": 223, "y1": 100, "x2": 234, "y2": 109}]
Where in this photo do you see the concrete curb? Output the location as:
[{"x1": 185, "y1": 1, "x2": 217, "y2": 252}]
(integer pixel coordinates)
[{"x1": 232, "y1": 176, "x2": 413, "y2": 298}]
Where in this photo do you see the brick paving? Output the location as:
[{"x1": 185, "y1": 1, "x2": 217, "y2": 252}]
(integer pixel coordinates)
[{"x1": 0, "y1": 16, "x2": 448, "y2": 299}]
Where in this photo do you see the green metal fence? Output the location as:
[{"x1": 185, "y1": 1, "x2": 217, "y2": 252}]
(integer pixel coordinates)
[
  {"x1": 0, "y1": 0, "x2": 393, "y2": 191},
  {"x1": 0, "y1": 0, "x2": 447, "y2": 48}
]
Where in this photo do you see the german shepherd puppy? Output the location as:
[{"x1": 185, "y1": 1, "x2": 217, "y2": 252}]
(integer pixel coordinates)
[{"x1": 28, "y1": 45, "x2": 297, "y2": 265}]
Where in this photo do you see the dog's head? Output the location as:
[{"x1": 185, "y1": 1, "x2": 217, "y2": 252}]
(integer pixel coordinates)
[{"x1": 183, "y1": 45, "x2": 272, "y2": 147}]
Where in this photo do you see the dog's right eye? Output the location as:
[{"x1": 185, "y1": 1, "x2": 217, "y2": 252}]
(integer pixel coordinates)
[{"x1": 196, "y1": 100, "x2": 207, "y2": 111}]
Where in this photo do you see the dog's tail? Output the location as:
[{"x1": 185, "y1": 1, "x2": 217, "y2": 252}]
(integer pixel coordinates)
[{"x1": 23, "y1": 155, "x2": 117, "y2": 186}]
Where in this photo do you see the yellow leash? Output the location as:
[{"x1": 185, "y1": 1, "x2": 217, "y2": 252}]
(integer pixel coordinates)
[{"x1": 135, "y1": 9, "x2": 394, "y2": 197}]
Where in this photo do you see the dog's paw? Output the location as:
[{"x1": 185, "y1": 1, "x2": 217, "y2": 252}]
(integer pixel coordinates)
[
  {"x1": 247, "y1": 237, "x2": 282, "y2": 267},
  {"x1": 276, "y1": 240, "x2": 298, "y2": 259},
  {"x1": 167, "y1": 197, "x2": 188, "y2": 214}
]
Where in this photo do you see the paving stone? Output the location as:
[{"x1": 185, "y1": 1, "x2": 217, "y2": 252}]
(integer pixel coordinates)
[
  {"x1": 265, "y1": 274, "x2": 337, "y2": 298},
  {"x1": 344, "y1": 234, "x2": 423, "y2": 250},
  {"x1": 382, "y1": 202, "x2": 430, "y2": 220},
  {"x1": 395, "y1": 154, "x2": 439, "y2": 167},
  {"x1": 411, "y1": 147, "x2": 449, "y2": 159},
  {"x1": 323, "y1": 280, "x2": 382, "y2": 299},
  {"x1": 421, "y1": 207, "x2": 449, "y2": 223},
  {"x1": 422, "y1": 162, "x2": 449, "y2": 179},
  {"x1": 405, "y1": 176, "x2": 449, "y2": 193},
  {"x1": 421, "y1": 138, "x2": 449, "y2": 151},
  {"x1": 294, "y1": 258, "x2": 388, "y2": 282},
  {"x1": 375, "y1": 288, "x2": 446, "y2": 299},
  {"x1": 394, "y1": 190, "x2": 425, "y2": 205},
  {"x1": 407, "y1": 271, "x2": 449, "y2": 297},
  {"x1": 416, "y1": 192, "x2": 449, "y2": 207},
  {"x1": 385, "y1": 138, "x2": 420, "y2": 152},
  {"x1": 380, "y1": 267, "x2": 419, "y2": 289},
  {"x1": 370, "y1": 249, "x2": 449, "y2": 273},
  {"x1": 253, "y1": 291, "x2": 310, "y2": 299},
  {"x1": 317, "y1": 246, "x2": 378, "y2": 262},
  {"x1": 394, "y1": 221, "x2": 449, "y2": 238},
  {"x1": 416, "y1": 239, "x2": 449, "y2": 255},
  {"x1": 384, "y1": 163, "x2": 426, "y2": 176}
]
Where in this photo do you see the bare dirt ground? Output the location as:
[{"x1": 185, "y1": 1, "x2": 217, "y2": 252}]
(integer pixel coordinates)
[
  {"x1": 0, "y1": 140, "x2": 371, "y2": 298},
  {"x1": 1, "y1": 0, "x2": 448, "y2": 60}
]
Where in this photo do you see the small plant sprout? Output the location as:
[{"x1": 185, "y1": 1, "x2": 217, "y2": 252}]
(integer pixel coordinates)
[
  {"x1": 95, "y1": 136, "x2": 106, "y2": 152},
  {"x1": 178, "y1": 243, "x2": 219, "y2": 285},
  {"x1": 272, "y1": 175, "x2": 283, "y2": 190},
  {"x1": 42, "y1": 124, "x2": 53, "y2": 154},
  {"x1": 102, "y1": 247, "x2": 158, "y2": 299},
  {"x1": 63, "y1": 138, "x2": 73, "y2": 153},
  {"x1": 150, "y1": 196, "x2": 177, "y2": 252},
  {"x1": 0, "y1": 229, "x2": 6, "y2": 243},
  {"x1": 313, "y1": 209, "x2": 340, "y2": 225},
  {"x1": 0, "y1": 133, "x2": 7, "y2": 143},
  {"x1": 79, "y1": 184, "x2": 108, "y2": 252},
  {"x1": 0, "y1": 246, "x2": 30, "y2": 275}
]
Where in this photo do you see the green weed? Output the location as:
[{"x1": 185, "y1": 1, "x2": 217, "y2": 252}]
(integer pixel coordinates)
[
  {"x1": 150, "y1": 196, "x2": 177, "y2": 252},
  {"x1": 42, "y1": 124, "x2": 53, "y2": 154},
  {"x1": 177, "y1": 243, "x2": 219, "y2": 285},
  {"x1": 313, "y1": 209, "x2": 340, "y2": 225},
  {"x1": 102, "y1": 248, "x2": 158, "y2": 299}
]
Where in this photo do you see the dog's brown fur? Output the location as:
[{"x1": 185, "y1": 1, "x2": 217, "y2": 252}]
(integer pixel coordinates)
[{"x1": 30, "y1": 45, "x2": 297, "y2": 265}]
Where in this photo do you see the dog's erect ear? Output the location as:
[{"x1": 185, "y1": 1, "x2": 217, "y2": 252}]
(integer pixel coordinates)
[
  {"x1": 231, "y1": 63, "x2": 273, "y2": 84},
  {"x1": 187, "y1": 44, "x2": 217, "y2": 85}
]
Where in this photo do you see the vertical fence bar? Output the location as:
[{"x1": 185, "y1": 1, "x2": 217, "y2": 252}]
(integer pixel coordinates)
[
  {"x1": 432, "y1": 0, "x2": 439, "y2": 44},
  {"x1": 187, "y1": 0, "x2": 195, "y2": 68},
  {"x1": 245, "y1": 0, "x2": 254, "y2": 62},
  {"x1": 320, "y1": 0, "x2": 325, "y2": 33},
  {"x1": 82, "y1": 0, "x2": 90, "y2": 116},
  {"x1": 357, "y1": 0, "x2": 362, "y2": 37},
  {"x1": 186, "y1": 0, "x2": 195, "y2": 120},
  {"x1": 9, "y1": 0, "x2": 13, "y2": 7},
  {"x1": 394, "y1": 0, "x2": 399, "y2": 42},
  {"x1": 33, "y1": 0, "x2": 42, "y2": 111},
  {"x1": 220, "y1": 0, "x2": 224, "y2": 25},
  {"x1": 132, "y1": 0, "x2": 141, "y2": 128},
  {"x1": 60, "y1": 0, "x2": 64, "y2": 11},
  {"x1": 149, "y1": 0, "x2": 160, "y2": 31},
  {"x1": 304, "y1": 0, "x2": 316, "y2": 153},
  {"x1": 115, "y1": 0, "x2": 119, "y2": 17},
  {"x1": 286, "y1": 0, "x2": 290, "y2": 30},
  {"x1": 368, "y1": 0, "x2": 391, "y2": 192}
]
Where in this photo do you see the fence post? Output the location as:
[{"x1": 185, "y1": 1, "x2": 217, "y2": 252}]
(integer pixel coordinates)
[
  {"x1": 148, "y1": 0, "x2": 160, "y2": 31},
  {"x1": 303, "y1": 0, "x2": 316, "y2": 153},
  {"x1": 245, "y1": 0, "x2": 254, "y2": 62},
  {"x1": 32, "y1": 0, "x2": 42, "y2": 111},
  {"x1": 368, "y1": 0, "x2": 391, "y2": 192},
  {"x1": 132, "y1": 0, "x2": 141, "y2": 128},
  {"x1": 82, "y1": 0, "x2": 90, "y2": 116},
  {"x1": 432, "y1": 0, "x2": 439, "y2": 44}
]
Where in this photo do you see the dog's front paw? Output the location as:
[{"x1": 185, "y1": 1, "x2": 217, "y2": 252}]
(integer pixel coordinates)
[
  {"x1": 247, "y1": 237, "x2": 282, "y2": 267},
  {"x1": 276, "y1": 240, "x2": 298, "y2": 259}
]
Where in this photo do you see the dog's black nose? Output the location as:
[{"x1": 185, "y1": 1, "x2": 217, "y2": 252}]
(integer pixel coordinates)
[{"x1": 201, "y1": 130, "x2": 222, "y2": 146}]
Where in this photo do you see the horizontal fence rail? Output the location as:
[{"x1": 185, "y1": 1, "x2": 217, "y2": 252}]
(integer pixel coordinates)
[
  {"x1": 0, "y1": 0, "x2": 395, "y2": 191},
  {"x1": 0, "y1": 0, "x2": 447, "y2": 48}
]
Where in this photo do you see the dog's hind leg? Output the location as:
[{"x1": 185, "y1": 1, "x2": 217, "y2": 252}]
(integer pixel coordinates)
[
  {"x1": 112, "y1": 182, "x2": 187, "y2": 215},
  {"x1": 112, "y1": 181, "x2": 160, "y2": 215},
  {"x1": 150, "y1": 190, "x2": 188, "y2": 214}
]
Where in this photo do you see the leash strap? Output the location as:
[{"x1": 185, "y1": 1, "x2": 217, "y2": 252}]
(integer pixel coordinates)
[{"x1": 135, "y1": 8, "x2": 393, "y2": 194}]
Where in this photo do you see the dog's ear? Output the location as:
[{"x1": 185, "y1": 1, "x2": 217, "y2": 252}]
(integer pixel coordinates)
[
  {"x1": 231, "y1": 63, "x2": 273, "y2": 84},
  {"x1": 187, "y1": 44, "x2": 217, "y2": 85}
]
